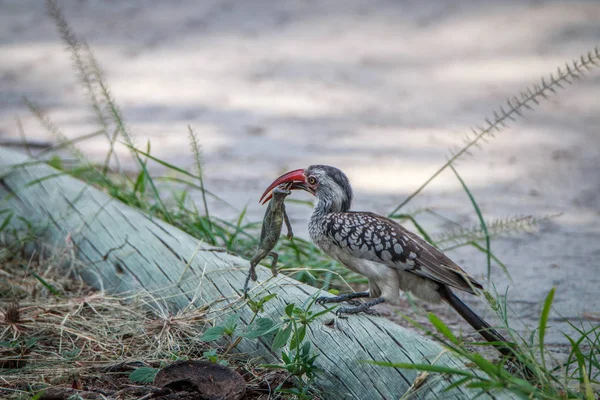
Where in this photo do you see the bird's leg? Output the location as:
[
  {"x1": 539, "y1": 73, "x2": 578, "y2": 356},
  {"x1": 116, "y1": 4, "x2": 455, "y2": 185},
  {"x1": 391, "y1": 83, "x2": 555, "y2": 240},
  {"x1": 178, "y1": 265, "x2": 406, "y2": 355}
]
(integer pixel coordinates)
[
  {"x1": 316, "y1": 291, "x2": 370, "y2": 306},
  {"x1": 268, "y1": 251, "x2": 279, "y2": 277},
  {"x1": 282, "y1": 205, "x2": 293, "y2": 240},
  {"x1": 335, "y1": 297, "x2": 385, "y2": 317}
]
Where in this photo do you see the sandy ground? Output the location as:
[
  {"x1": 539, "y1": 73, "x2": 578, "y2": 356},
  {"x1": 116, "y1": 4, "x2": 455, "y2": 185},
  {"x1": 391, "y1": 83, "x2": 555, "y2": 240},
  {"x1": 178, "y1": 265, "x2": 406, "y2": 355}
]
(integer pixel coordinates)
[{"x1": 1, "y1": 0, "x2": 600, "y2": 356}]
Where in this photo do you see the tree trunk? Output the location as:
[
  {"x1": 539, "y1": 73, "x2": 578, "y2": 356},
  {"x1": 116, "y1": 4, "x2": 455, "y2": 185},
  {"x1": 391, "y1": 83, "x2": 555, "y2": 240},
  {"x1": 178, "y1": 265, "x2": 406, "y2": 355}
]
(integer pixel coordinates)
[{"x1": 0, "y1": 147, "x2": 518, "y2": 399}]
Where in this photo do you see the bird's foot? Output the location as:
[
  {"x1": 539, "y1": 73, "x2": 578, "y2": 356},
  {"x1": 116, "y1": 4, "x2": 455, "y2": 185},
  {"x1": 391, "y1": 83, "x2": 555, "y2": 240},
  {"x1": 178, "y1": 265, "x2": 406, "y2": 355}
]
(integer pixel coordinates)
[
  {"x1": 316, "y1": 291, "x2": 370, "y2": 306},
  {"x1": 334, "y1": 298, "x2": 385, "y2": 318}
]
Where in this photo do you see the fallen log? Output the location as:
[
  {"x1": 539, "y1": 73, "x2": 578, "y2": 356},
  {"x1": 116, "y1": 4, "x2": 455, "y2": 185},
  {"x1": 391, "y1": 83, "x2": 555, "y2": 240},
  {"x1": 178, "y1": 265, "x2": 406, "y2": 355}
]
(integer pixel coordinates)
[{"x1": 0, "y1": 147, "x2": 518, "y2": 399}]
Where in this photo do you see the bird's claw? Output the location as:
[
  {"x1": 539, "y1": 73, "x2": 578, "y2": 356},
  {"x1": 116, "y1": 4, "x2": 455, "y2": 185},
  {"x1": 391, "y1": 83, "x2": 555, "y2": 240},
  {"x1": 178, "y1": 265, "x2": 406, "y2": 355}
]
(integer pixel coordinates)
[
  {"x1": 362, "y1": 308, "x2": 381, "y2": 317},
  {"x1": 316, "y1": 296, "x2": 362, "y2": 307},
  {"x1": 334, "y1": 306, "x2": 380, "y2": 317}
]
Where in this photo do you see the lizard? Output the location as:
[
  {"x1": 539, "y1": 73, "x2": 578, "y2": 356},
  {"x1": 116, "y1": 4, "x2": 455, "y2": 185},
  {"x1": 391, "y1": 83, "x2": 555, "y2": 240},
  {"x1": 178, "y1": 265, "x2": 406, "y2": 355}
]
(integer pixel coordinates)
[{"x1": 243, "y1": 182, "x2": 293, "y2": 296}]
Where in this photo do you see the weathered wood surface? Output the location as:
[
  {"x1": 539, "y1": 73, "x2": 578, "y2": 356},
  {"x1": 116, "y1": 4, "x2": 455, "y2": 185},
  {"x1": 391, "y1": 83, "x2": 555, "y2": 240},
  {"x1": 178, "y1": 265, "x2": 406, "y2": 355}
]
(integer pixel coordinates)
[{"x1": 0, "y1": 147, "x2": 518, "y2": 400}]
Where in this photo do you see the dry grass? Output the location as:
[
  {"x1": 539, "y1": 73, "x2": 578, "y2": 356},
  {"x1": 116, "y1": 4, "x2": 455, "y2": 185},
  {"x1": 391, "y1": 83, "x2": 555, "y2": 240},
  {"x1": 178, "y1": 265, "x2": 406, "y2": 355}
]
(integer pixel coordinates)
[{"x1": 0, "y1": 241, "x2": 292, "y2": 399}]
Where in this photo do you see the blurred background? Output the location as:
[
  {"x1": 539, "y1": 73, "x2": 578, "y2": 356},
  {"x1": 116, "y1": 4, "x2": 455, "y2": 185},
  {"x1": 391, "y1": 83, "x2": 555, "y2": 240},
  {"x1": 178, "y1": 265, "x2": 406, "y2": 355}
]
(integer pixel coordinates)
[{"x1": 1, "y1": 0, "x2": 599, "y2": 353}]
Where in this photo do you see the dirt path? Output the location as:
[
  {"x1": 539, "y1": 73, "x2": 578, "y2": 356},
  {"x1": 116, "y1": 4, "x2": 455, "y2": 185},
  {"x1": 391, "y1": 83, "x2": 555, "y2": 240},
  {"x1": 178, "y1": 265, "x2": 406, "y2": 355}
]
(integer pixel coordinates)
[{"x1": 2, "y1": 0, "x2": 599, "y2": 356}]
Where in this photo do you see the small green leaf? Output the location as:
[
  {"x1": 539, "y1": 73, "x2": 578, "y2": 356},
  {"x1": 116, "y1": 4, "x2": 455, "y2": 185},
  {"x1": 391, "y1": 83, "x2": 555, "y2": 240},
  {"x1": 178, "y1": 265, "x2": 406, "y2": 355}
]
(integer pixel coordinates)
[
  {"x1": 129, "y1": 367, "x2": 159, "y2": 383},
  {"x1": 285, "y1": 303, "x2": 295, "y2": 317},
  {"x1": 223, "y1": 314, "x2": 239, "y2": 336},
  {"x1": 200, "y1": 326, "x2": 225, "y2": 342},
  {"x1": 31, "y1": 392, "x2": 44, "y2": 400},
  {"x1": 243, "y1": 318, "x2": 274, "y2": 339},
  {"x1": 47, "y1": 156, "x2": 63, "y2": 170},
  {"x1": 290, "y1": 325, "x2": 306, "y2": 350},
  {"x1": 301, "y1": 340, "x2": 311, "y2": 355},
  {"x1": 262, "y1": 293, "x2": 278, "y2": 303},
  {"x1": 272, "y1": 323, "x2": 292, "y2": 350},
  {"x1": 307, "y1": 305, "x2": 338, "y2": 321},
  {"x1": 24, "y1": 337, "x2": 38, "y2": 348},
  {"x1": 202, "y1": 348, "x2": 219, "y2": 362}
]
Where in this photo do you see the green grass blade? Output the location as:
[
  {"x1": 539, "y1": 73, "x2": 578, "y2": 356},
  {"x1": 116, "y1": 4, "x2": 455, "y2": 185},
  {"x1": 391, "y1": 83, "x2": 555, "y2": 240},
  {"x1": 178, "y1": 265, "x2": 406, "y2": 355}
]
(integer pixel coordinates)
[
  {"x1": 565, "y1": 335, "x2": 595, "y2": 400},
  {"x1": 364, "y1": 360, "x2": 477, "y2": 378},
  {"x1": 133, "y1": 165, "x2": 147, "y2": 196},
  {"x1": 427, "y1": 312, "x2": 459, "y2": 345},
  {"x1": 444, "y1": 376, "x2": 474, "y2": 392},
  {"x1": 30, "y1": 271, "x2": 61, "y2": 297},
  {"x1": 450, "y1": 165, "x2": 492, "y2": 280},
  {"x1": 538, "y1": 287, "x2": 555, "y2": 371},
  {"x1": 466, "y1": 241, "x2": 512, "y2": 281},
  {"x1": 120, "y1": 140, "x2": 198, "y2": 179},
  {"x1": 154, "y1": 176, "x2": 231, "y2": 206},
  {"x1": 35, "y1": 129, "x2": 106, "y2": 159},
  {"x1": 0, "y1": 210, "x2": 13, "y2": 232},
  {"x1": 226, "y1": 206, "x2": 248, "y2": 249}
]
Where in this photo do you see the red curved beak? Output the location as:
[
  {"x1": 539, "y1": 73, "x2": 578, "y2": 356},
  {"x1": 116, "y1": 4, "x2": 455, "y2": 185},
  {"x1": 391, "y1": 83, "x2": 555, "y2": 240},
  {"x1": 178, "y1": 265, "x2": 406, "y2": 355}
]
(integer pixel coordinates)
[{"x1": 259, "y1": 168, "x2": 313, "y2": 204}]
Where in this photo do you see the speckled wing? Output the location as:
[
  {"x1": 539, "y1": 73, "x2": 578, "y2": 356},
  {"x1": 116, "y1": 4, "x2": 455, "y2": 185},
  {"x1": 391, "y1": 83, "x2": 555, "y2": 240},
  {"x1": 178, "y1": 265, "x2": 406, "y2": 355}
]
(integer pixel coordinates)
[{"x1": 322, "y1": 211, "x2": 483, "y2": 294}]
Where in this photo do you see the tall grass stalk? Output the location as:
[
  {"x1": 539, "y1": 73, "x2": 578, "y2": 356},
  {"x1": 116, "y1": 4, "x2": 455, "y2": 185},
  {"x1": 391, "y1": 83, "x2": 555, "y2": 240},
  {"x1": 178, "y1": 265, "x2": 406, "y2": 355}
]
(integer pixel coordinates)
[
  {"x1": 389, "y1": 48, "x2": 600, "y2": 215},
  {"x1": 188, "y1": 125, "x2": 212, "y2": 232},
  {"x1": 450, "y1": 165, "x2": 493, "y2": 279}
]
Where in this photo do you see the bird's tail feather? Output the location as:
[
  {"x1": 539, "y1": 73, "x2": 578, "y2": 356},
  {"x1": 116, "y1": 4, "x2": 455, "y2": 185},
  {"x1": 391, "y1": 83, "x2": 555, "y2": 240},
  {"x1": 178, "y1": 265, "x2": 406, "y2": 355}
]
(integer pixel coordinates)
[
  {"x1": 440, "y1": 285, "x2": 537, "y2": 377},
  {"x1": 438, "y1": 285, "x2": 514, "y2": 359}
]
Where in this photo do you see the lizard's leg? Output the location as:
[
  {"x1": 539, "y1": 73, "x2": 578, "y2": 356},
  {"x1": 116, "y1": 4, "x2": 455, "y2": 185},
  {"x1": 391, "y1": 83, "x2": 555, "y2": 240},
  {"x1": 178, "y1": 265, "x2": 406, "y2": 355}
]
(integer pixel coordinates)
[
  {"x1": 242, "y1": 270, "x2": 253, "y2": 297},
  {"x1": 249, "y1": 251, "x2": 267, "y2": 281},
  {"x1": 268, "y1": 251, "x2": 279, "y2": 277},
  {"x1": 283, "y1": 205, "x2": 293, "y2": 240},
  {"x1": 248, "y1": 262, "x2": 257, "y2": 282},
  {"x1": 244, "y1": 252, "x2": 265, "y2": 296}
]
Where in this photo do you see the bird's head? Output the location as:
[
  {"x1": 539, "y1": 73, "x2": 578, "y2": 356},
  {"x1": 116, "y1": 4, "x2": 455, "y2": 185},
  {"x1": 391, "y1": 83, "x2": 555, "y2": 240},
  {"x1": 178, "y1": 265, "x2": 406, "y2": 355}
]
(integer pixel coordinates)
[{"x1": 260, "y1": 165, "x2": 353, "y2": 213}]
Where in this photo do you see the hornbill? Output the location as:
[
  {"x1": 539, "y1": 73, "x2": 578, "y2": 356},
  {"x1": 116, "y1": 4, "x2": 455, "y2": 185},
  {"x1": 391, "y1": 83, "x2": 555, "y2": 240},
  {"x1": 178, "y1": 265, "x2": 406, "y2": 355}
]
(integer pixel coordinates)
[{"x1": 259, "y1": 164, "x2": 517, "y2": 360}]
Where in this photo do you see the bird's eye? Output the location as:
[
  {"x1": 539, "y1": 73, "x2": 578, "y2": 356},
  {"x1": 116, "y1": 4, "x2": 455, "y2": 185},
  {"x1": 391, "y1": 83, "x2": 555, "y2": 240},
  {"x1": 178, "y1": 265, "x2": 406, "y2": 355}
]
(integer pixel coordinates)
[{"x1": 307, "y1": 176, "x2": 317, "y2": 185}]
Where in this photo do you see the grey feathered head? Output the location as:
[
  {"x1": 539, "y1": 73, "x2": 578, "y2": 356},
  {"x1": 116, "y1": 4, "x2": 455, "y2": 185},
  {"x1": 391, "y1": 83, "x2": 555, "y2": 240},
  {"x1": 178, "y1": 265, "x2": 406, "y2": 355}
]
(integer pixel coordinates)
[{"x1": 306, "y1": 165, "x2": 353, "y2": 212}]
